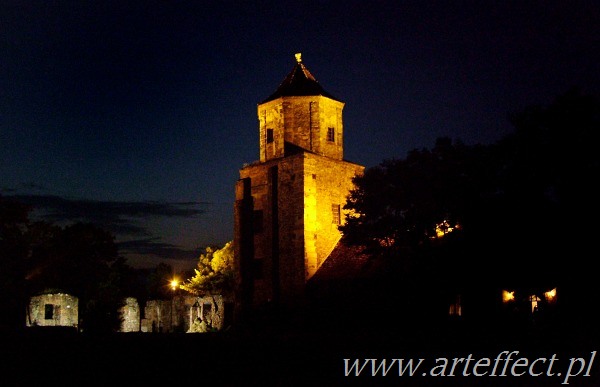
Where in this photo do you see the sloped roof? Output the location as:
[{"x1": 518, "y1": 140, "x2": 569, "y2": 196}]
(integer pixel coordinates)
[
  {"x1": 306, "y1": 240, "x2": 387, "y2": 304},
  {"x1": 261, "y1": 53, "x2": 341, "y2": 103},
  {"x1": 309, "y1": 240, "x2": 374, "y2": 282}
]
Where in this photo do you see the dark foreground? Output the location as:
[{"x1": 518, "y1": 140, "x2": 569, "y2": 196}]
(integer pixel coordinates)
[{"x1": 2, "y1": 319, "x2": 599, "y2": 387}]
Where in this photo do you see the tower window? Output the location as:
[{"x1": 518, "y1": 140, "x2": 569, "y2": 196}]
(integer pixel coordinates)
[
  {"x1": 266, "y1": 129, "x2": 274, "y2": 143},
  {"x1": 332, "y1": 204, "x2": 341, "y2": 225},
  {"x1": 253, "y1": 210, "x2": 264, "y2": 233},
  {"x1": 327, "y1": 127, "x2": 335, "y2": 142},
  {"x1": 253, "y1": 259, "x2": 263, "y2": 279}
]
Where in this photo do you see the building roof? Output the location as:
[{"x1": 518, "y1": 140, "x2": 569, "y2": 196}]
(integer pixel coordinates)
[
  {"x1": 261, "y1": 53, "x2": 341, "y2": 103},
  {"x1": 310, "y1": 241, "x2": 372, "y2": 281},
  {"x1": 306, "y1": 240, "x2": 389, "y2": 304}
]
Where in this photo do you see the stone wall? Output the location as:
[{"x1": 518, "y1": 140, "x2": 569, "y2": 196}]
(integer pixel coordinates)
[
  {"x1": 303, "y1": 153, "x2": 364, "y2": 278},
  {"x1": 235, "y1": 152, "x2": 364, "y2": 308},
  {"x1": 258, "y1": 95, "x2": 345, "y2": 162},
  {"x1": 25, "y1": 293, "x2": 231, "y2": 333},
  {"x1": 131, "y1": 295, "x2": 231, "y2": 333},
  {"x1": 119, "y1": 297, "x2": 140, "y2": 332},
  {"x1": 236, "y1": 83, "x2": 364, "y2": 310},
  {"x1": 27, "y1": 292, "x2": 79, "y2": 329}
]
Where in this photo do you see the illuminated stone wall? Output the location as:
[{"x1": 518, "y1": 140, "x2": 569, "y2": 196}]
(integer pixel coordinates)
[
  {"x1": 25, "y1": 294, "x2": 232, "y2": 333},
  {"x1": 27, "y1": 292, "x2": 78, "y2": 329},
  {"x1": 235, "y1": 149, "x2": 363, "y2": 308},
  {"x1": 302, "y1": 153, "x2": 364, "y2": 279},
  {"x1": 119, "y1": 297, "x2": 140, "y2": 332},
  {"x1": 234, "y1": 60, "x2": 365, "y2": 315},
  {"x1": 186, "y1": 295, "x2": 230, "y2": 331},
  {"x1": 237, "y1": 155, "x2": 303, "y2": 305},
  {"x1": 258, "y1": 96, "x2": 345, "y2": 162},
  {"x1": 139, "y1": 295, "x2": 231, "y2": 333}
]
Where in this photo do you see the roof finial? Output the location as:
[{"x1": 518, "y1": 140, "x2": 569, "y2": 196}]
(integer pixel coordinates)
[{"x1": 295, "y1": 53, "x2": 302, "y2": 63}]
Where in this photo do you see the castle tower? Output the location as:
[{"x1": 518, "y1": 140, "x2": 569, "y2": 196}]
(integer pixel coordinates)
[{"x1": 234, "y1": 53, "x2": 364, "y2": 313}]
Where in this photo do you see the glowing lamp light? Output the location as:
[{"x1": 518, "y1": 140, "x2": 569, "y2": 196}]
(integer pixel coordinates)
[
  {"x1": 502, "y1": 290, "x2": 515, "y2": 303},
  {"x1": 170, "y1": 279, "x2": 179, "y2": 290},
  {"x1": 432, "y1": 220, "x2": 461, "y2": 239},
  {"x1": 545, "y1": 288, "x2": 557, "y2": 302}
]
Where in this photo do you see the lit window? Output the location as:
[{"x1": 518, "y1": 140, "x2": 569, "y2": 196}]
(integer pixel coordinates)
[
  {"x1": 332, "y1": 204, "x2": 341, "y2": 225},
  {"x1": 529, "y1": 295, "x2": 541, "y2": 313},
  {"x1": 266, "y1": 129, "x2": 274, "y2": 143},
  {"x1": 327, "y1": 127, "x2": 335, "y2": 142},
  {"x1": 449, "y1": 295, "x2": 462, "y2": 317}
]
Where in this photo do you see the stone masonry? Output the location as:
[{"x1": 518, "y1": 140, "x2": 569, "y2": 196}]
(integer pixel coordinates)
[
  {"x1": 234, "y1": 53, "x2": 365, "y2": 313},
  {"x1": 27, "y1": 292, "x2": 79, "y2": 329}
]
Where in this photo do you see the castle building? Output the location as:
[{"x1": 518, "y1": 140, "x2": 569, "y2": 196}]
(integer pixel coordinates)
[{"x1": 234, "y1": 53, "x2": 364, "y2": 314}]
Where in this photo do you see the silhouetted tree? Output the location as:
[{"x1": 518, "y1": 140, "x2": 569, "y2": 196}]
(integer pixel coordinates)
[
  {"x1": 497, "y1": 88, "x2": 600, "y2": 320},
  {"x1": 338, "y1": 138, "x2": 504, "y2": 323},
  {"x1": 0, "y1": 196, "x2": 31, "y2": 332},
  {"x1": 2, "y1": 197, "x2": 133, "y2": 334},
  {"x1": 145, "y1": 262, "x2": 176, "y2": 300},
  {"x1": 27, "y1": 222, "x2": 131, "y2": 334},
  {"x1": 341, "y1": 137, "x2": 499, "y2": 255},
  {"x1": 338, "y1": 89, "x2": 599, "y2": 326}
]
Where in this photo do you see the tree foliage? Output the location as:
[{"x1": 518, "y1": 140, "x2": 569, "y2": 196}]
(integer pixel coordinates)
[
  {"x1": 1, "y1": 195, "x2": 134, "y2": 334},
  {"x1": 501, "y1": 88, "x2": 599, "y2": 226},
  {"x1": 145, "y1": 262, "x2": 177, "y2": 300},
  {"x1": 27, "y1": 222, "x2": 132, "y2": 334},
  {"x1": 338, "y1": 89, "x2": 599, "y2": 318},
  {"x1": 497, "y1": 88, "x2": 599, "y2": 300},
  {"x1": 180, "y1": 241, "x2": 234, "y2": 296},
  {"x1": 340, "y1": 137, "x2": 500, "y2": 255},
  {"x1": 0, "y1": 196, "x2": 32, "y2": 331}
]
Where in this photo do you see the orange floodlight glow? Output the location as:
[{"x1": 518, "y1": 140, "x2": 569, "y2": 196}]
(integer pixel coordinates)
[{"x1": 502, "y1": 290, "x2": 515, "y2": 303}]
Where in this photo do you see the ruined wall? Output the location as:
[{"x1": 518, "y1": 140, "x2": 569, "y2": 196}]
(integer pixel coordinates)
[
  {"x1": 187, "y1": 295, "x2": 231, "y2": 332},
  {"x1": 139, "y1": 295, "x2": 231, "y2": 333},
  {"x1": 119, "y1": 297, "x2": 140, "y2": 332},
  {"x1": 142, "y1": 297, "x2": 185, "y2": 333},
  {"x1": 25, "y1": 293, "x2": 231, "y2": 333},
  {"x1": 27, "y1": 293, "x2": 78, "y2": 329}
]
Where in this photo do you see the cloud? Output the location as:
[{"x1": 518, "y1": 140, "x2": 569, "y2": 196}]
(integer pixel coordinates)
[
  {"x1": 2, "y1": 191, "x2": 219, "y2": 268},
  {"x1": 10, "y1": 194, "x2": 205, "y2": 218},
  {"x1": 4, "y1": 192, "x2": 208, "y2": 237},
  {"x1": 117, "y1": 238, "x2": 202, "y2": 261}
]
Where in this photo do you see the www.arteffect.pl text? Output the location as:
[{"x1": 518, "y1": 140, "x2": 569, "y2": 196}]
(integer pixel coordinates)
[{"x1": 344, "y1": 350, "x2": 596, "y2": 385}]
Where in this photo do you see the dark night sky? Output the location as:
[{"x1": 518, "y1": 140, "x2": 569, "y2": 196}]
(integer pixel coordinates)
[{"x1": 2, "y1": 1, "x2": 598, "y2": 272}]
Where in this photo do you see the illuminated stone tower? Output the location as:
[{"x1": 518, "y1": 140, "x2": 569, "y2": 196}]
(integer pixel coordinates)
[{"x1": 234, "y1": 53, "x2": 364, "y2": 313}]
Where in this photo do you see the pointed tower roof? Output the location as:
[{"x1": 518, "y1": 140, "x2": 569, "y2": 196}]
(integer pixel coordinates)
[{"x1": 261, "y1": 53, "x2": 341, "y2": 103}]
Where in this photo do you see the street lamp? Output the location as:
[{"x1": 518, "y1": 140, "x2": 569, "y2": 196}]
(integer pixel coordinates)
[
  {"x1": 170, "y1": 279, "x2": 178, "y2": 332},
  {"x1": 170, "y1": 279, "x2": 179, "y2": 291}
]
